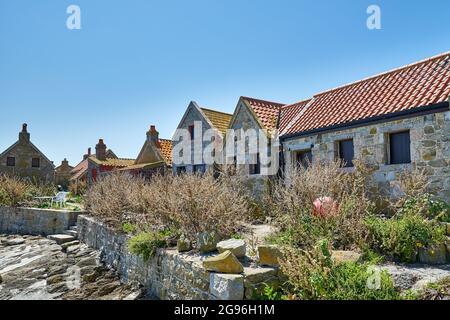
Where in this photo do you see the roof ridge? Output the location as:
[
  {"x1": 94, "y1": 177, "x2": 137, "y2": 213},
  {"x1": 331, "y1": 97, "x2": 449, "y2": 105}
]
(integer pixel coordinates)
[
  {"x1": 200, "y1": 107, "x2": 233, "y2": 116},
  {"x1": 312, "y1": 51, "x2": 450, "y2": 97},
  {"x1": 282, "y1": 98, "x2": 312, "y2": 109},
  {"x1": 241, "y1": 96, "x2": 285, "y2": 107}
]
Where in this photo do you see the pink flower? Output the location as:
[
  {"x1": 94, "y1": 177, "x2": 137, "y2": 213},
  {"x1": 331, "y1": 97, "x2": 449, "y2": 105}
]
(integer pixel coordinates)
[{"x1": 312, "y1": 197, "x2": 339, "y2": 218}]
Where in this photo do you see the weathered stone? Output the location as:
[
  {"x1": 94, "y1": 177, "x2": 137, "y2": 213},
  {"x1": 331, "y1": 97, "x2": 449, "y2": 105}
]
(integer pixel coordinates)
[
  {"x1": 47, "y1": 274, "x2": 65, "y2": 285},
  {"x1": 258, "y1": 245, "x2": 282, "y2": 267},
  {"x1": 177, "y1": 237, "x2": 192, "y2": 252},
  {"x1": 76, "y1": 256, "x2": 97, "y2": 268},
  {"x1": 197, "y1": 231, "x2": 220, "y2": 253},
  {"x1": 47, "y1": 234, "x2": 76, "y2": 245},
  {"x1": 424, "y1": 126, "x2": 435, "y2": 134},
  {"x1": 6, "y1": 237, "x2": 25, "y2": 246},
  {"x1": 418, "y1": 244, "x2": 447, "y2": 265},
  {"x1": 331, "y1": 250, "x2": 362, "y2": 264},
  {"x1": 61, "y1": 240, "x2": 80, "y2": 249},
  {"x1": 203, "y1": 250, "x2": 244, "y2": 274},
  {"x1": 96, "y1": 281, "x2": 121, "y2": 296},
  {"x1": 217, "y1": 239, "x2": 246, "y2": 258},
  {"x1": 243, "y1": 267, "x2": 278, "y2": 284},
  {"x1": 210, "y1": 273, "x2": 244, "y2": 300}
]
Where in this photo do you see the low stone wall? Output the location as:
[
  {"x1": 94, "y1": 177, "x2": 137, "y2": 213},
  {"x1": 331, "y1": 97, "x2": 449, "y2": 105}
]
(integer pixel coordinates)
[
  {"x1": 77, "y1": 215, "x2": 280, "y2": 300},
  {"x1": 0, "y1": 206, "x2": 80, "y2": 236}
]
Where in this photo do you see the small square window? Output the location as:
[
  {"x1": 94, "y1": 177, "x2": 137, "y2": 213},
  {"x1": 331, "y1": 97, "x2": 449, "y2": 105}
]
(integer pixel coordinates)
[
  {"x1": 295, "y1": 150, "x2": 312, "y2": 168},
  {"x1": 32, "y1": 158, "x2": 40, "y2": 168},
  {"x1": 338, "y1": 139, "x2": 354, "y2": 167},
  {"x1": 389, "y1": 131, "x2": 411, "y2": 164},
  {"x1": 6, "y1": 157, "x2": 15, "y2": 167}
]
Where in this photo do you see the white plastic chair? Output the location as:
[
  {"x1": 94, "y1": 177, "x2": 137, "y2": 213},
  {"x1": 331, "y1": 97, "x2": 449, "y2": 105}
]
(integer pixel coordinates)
[{"x1": 51, "y1": 192, "x2": 68, "y2": 208}]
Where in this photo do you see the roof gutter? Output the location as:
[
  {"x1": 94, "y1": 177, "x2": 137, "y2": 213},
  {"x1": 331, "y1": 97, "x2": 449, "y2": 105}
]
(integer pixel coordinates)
[{"x1": 280, "y1": 101, "x2": 449, "y2": 142}]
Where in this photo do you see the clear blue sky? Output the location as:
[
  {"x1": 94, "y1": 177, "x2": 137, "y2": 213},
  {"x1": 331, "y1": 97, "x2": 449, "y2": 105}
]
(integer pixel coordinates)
[{"x1": 1, "y1": 0, "x2": 449, "y2": 166}]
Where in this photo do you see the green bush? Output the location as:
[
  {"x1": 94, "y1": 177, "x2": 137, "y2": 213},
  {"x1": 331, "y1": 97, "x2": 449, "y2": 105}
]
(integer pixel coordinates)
[
  {"x1": 280, "y1": 240, "x2": 400, "y2": 300},
  {"x1": 128, "y1": 231, "x2": 167, "y2": 261},
  {"x1": 399, "y1": 194, "x2": 450, "y2": 223},
  {"x1": 365, "y1": 213, "x2": 446, "y2": 263},
  {"x1": 281, "y1": 241, "x2": 400, "y2": 300}
]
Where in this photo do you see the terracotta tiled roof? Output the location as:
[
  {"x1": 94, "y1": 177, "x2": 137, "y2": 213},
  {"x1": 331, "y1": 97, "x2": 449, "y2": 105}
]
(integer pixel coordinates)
[
  {"x1": 242, "y1": 97, "x2": 285, "y2": 131},
  {"x1": 279, "y1": 99, "x2": 312, "y2": 134},
  {"x1": 159, "y1": 139, "x2": 172, "y2": 166},
  {"x1": 201, "y1": 108, "x2": 232, "y2": 135},
  {"x1": 70, "y1": 159, "x2": 88, "y2": 181},
  {"x1": 283, "y1": 52, "x2": 450, "y2": 136},
  {"x1": 89, "y1": 156, "x2": 135, "y2": 167}
]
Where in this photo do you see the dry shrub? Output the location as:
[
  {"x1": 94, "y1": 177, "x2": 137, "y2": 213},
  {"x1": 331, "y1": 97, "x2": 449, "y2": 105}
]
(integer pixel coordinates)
[
  {"x1": 268, "y1": 159, "x2": 374, "y2": 250},
  {"x1": 85, "y1": 173, "x2": 146, "y2": 228},
  {"x1": 0, "y1": 174, "x2": 56, "y2": 207},
  {"x1": 69, "y1": 180, "x2": 88, "y2": 196},
  {"x1": 85, "y1": 171, "x2": 249, "y2": 240},
  {"x1": 0, "y1": 174, "x2": 31, "y2": 206}
]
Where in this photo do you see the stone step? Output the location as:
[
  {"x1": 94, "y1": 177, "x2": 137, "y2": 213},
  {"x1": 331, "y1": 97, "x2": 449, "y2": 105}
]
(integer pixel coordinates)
[
  {"x1": 70, "y1": 225, "x2": 78, "y2": 232},
  {"x1": 47, "y1": 234, "x2": 77, "y2": 245},
  {"x1": 63, "y1": 230, "x2": 78, "y2": 238},
  {"x1": 60, "y1": 240, "x2": 80, "y2": 250}
]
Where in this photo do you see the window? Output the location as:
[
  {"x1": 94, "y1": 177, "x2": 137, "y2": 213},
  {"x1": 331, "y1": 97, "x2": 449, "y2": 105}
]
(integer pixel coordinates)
[
  {"x1": 6, "y1": 157, "x2": 15, "y2": 167},
  {"x1": 295, "y1": 150, "x2": 312, "y2": 168},
  {"x1": 389, "y1": 131, "x2": 411, "y2": 164},
  {"x1": 338, "y1": 139, "x2": 354, "y2": 167},
  {"x1": 176, "y1": 166, "x2": 186, "y2": 175},
  {"x1": 32, "y1": 158, "x2": 40, "y2": 168},
  {"x1": 249, "y1": 153, "x2": 261, "y2": 175},
  {"x1": 193, "y1": 164, "x2": 206, "y2": 174},
  {"x1": 188, "y1": 125, "x2": 195, "y2": 140}
]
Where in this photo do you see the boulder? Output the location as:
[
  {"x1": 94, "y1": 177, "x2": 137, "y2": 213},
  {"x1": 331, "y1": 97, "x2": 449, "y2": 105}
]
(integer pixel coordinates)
[
  {"x1": 258, "y1": 245, "x2": 282, "y2": 267},
  {"x1": 210, "y1": 273, "x2": 244, "y2": 300},
  {"x1": 203, "y1": 250, "x2": 244, "y2": 274},
  {"x1": 177, "y1": 236, "x2": 192, "y2": 253},
  {"x1": 197, "y1": 231, "x2": 220, "y2": 253},
  {"x1": 217, "y1": 239, "x2": 246, "y2": 258},
  {"x1": 418, "y1": 244, "x2": 447, "y2": 265},
  {"x1": 331, "y1": 250, "x2": 362, "y2": 264}
]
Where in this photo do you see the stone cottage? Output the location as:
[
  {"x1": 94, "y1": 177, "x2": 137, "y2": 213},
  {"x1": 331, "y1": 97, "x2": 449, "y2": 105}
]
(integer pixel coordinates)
[
  {"x1": 172, "y1": 101, "x2": 232, "y2": 175},
  {"x1": 86, "y1": 139, "x2": 135, "y2": 183},
  {"x1": 279, "y1": 52, "x2": 450, "y2": 202},
  {"x1": 227, "y1": 96, "x2": 285, "y2": 195},
  {"x1": 0, "y1": 124, "x2": 55, "y2": 182},
  {"x1": 119, "y1": 125, "x2": 172, "y2": 178},
  {"x1": 54, "y1": 158, "x2": 73, "y2": 189}
]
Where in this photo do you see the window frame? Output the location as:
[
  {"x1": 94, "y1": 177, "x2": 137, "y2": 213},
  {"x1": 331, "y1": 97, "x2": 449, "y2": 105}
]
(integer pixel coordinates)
[
  {"x1": 6, "y1": 157, "x2": 15, "y2": 167},
  {"x1": 294, "y1": 149, "x2": 312, "y2": 169},
  {"x1": 31, "y1": 157, "x2": 40, "y2": 168},
  {"x1": 388, "y1": 130, "x2": 411, "y2": 165},
  {"x1": 337, "y1": 139, "x2": 355, "y2": 168}
]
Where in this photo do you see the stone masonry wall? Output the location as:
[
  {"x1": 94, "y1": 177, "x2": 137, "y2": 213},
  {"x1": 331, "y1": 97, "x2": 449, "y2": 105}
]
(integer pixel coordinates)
[
  {"x1": 283, "y1": 110, "x2": 450, "y2": 202},
  {"x1": 0, "y1": 207, "x2": 80, "y2": 236},
  {"x1": 77, "y1": 215, "x2": 280, "y2": 300},
  {"x1": 172, "y1": 103, "x2": 214, "y2": 174}
]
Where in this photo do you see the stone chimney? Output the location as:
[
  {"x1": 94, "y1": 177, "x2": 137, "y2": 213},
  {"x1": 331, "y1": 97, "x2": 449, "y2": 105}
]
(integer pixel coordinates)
[
  {"x1": 147, "y1": 125, "x2": 161, "y2": 147},
  {"x1": 83, "y1": 147, "x2": 92, "y2": 160},
  {"x1": 19, "y1": 123, "x2": 30, "y2": 143},
  {"x1": 95, "y1": 139, "x2": 107, "y2": 161}
]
